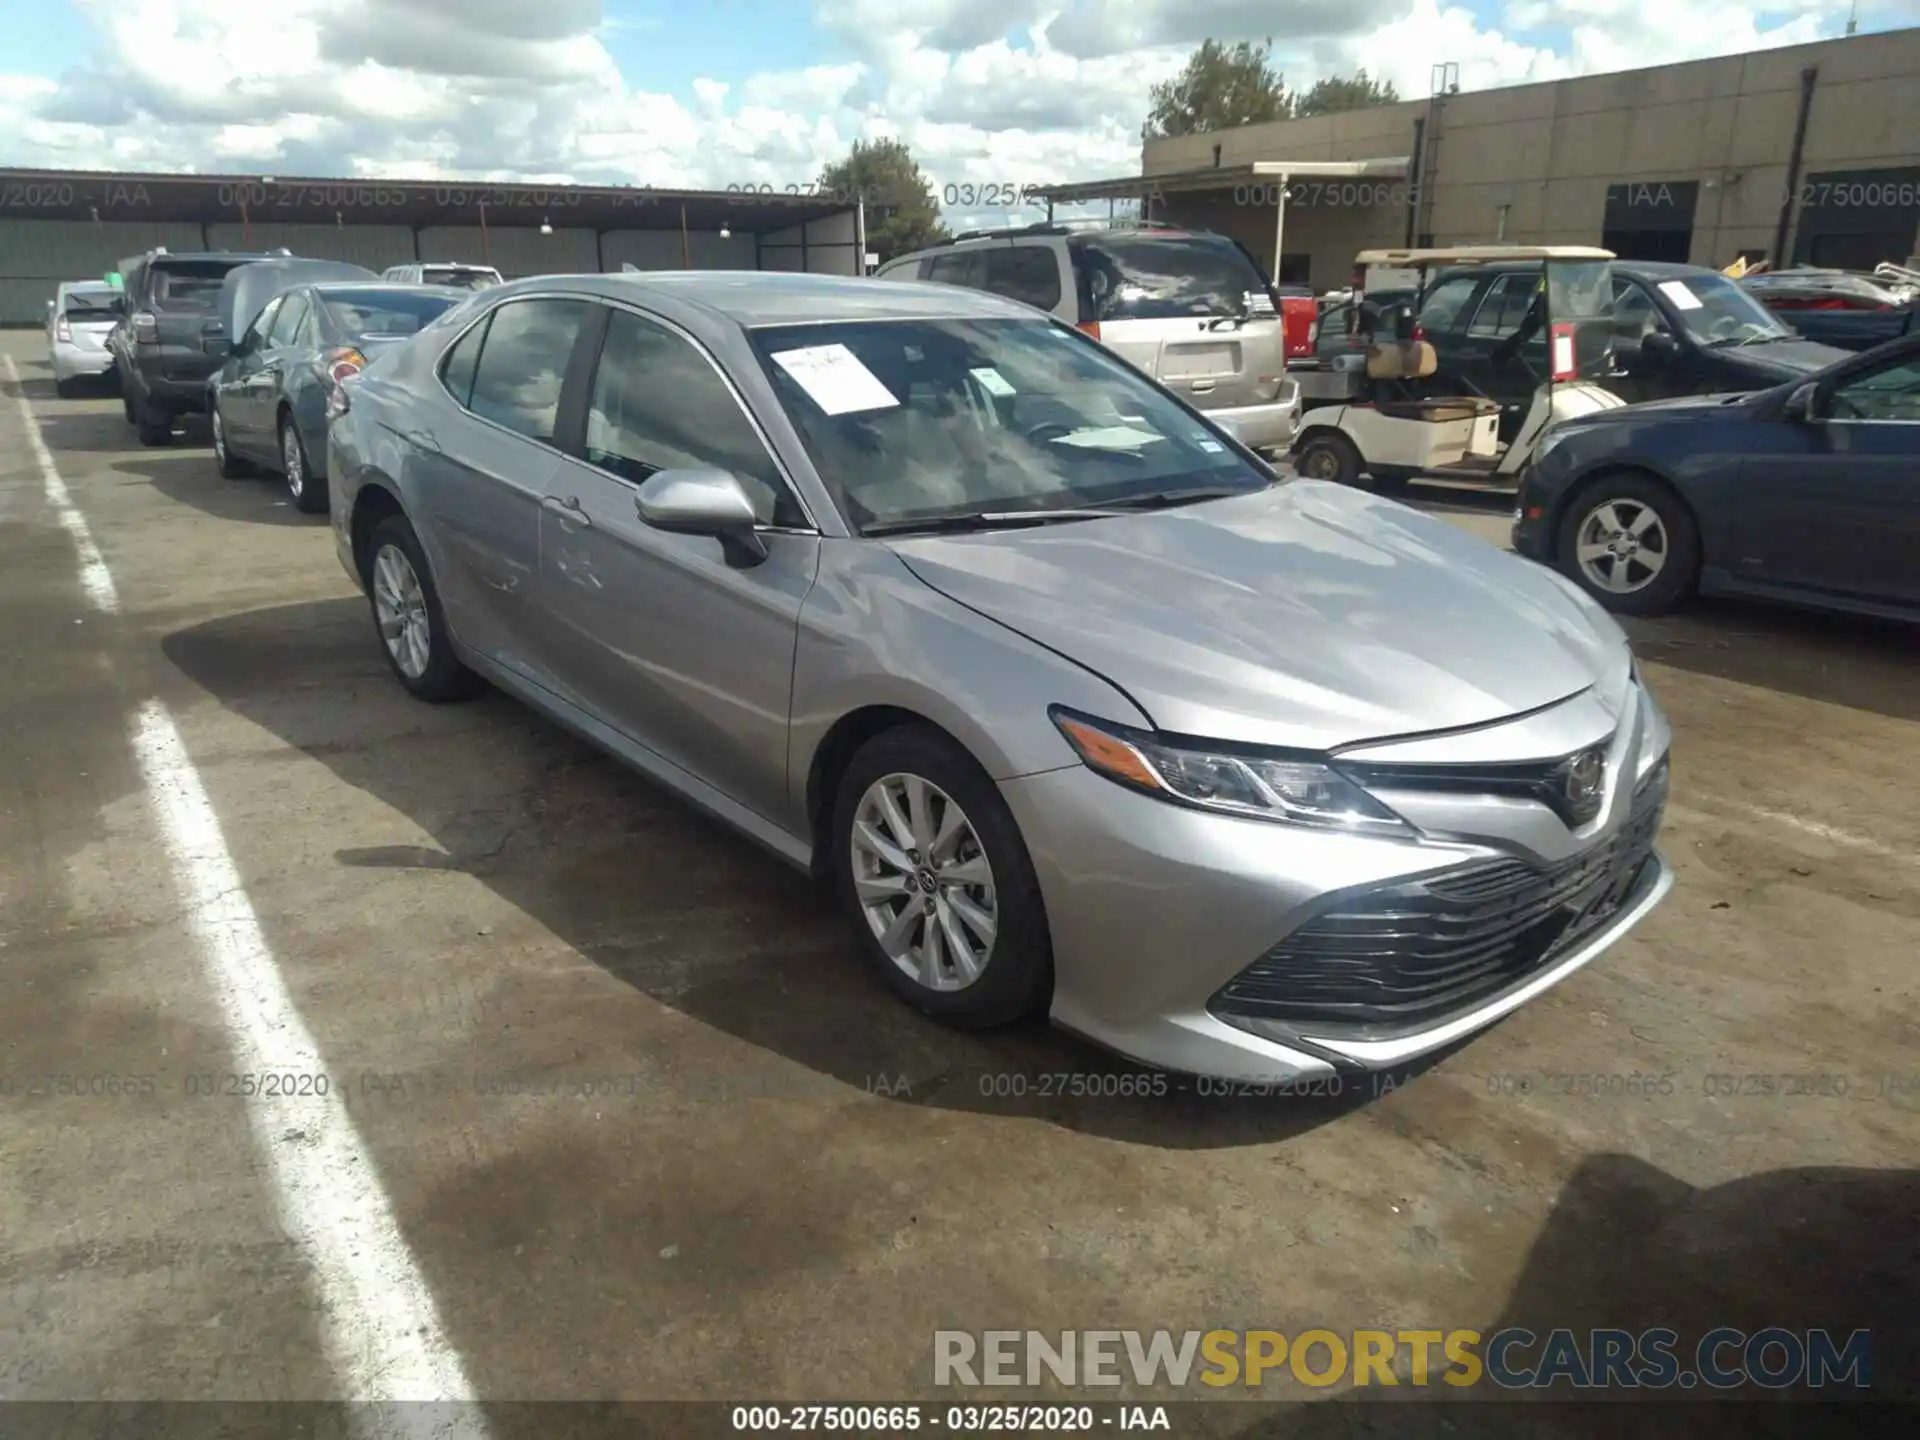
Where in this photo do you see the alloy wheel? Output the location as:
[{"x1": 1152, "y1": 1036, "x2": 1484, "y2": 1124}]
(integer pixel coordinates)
[
  {"x1": 850, "y1": 773, "x2": 998, "y2": 992},
  {"x1": 283, "y1": 424, "x2": 304, "y2": 499},
  {"x1": 211, "y1": 409, "x2": 227, "y2": 465},
  {"x1": 371, "y1": 543, "x2": 432, "y2": 680},
  {"x1": 1574, "y1": 498, "x2": 1669, "y2": 595}
]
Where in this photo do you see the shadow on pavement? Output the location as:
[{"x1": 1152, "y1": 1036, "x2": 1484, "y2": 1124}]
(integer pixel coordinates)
[
  {"x1": 113, "y1": 453, "x2": 313, "y2": 527},
  {"x1": 158, "y1": 596, "x2": 1440, "y2": 1149}
]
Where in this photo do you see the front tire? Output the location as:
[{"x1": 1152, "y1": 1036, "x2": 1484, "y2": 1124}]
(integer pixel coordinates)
[
  {"x1": 1294, "y1": 431, "x2": 1363, "y2": 487},
  {"x1": 365, "y1": 514, "x2": 482, "y2": 702},
  {"x1": 831, "y1": 725, "x2": 1052, "y2": 1028},
  {"x1": 1555, "y1": 473, "x2": 1699, "y2": 616},
  {"x1": 211, "y1": 400, "x2": 253, "y2": 478},
  {"x1": 54, "y1": 376, "x2": 78, "y2": 399},
  {"x1": 281, "y1": 414, "x2": 325, "y2": 513}
]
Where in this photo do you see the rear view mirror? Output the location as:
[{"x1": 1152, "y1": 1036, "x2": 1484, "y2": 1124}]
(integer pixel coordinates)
[
  {"x1": 1781, "y1": 381, "x2": 1821, "y2": 423},
  {"x1": 634, "y1": 468, "x2": 768, "y2": 567}
]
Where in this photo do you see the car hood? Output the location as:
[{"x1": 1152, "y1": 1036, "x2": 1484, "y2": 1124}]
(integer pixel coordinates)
[
  {"x1": 887, "y1": 481, "x2": 1626, "y2": 752},
  {"x1": 1714, "y1": 336, "x2": 1850, "y2": 378}
]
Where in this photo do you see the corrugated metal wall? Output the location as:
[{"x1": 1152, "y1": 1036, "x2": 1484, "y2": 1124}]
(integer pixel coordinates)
[
  {"x1": 415, "y1": 225, "x2": 598, "y2": 277},
  {"x1": 602, "y1": 230, "x2": 758, "y2": 269},
  {"x1": 203, "y1": 222, "x2": 417, "y2": 272},
  {"x1": 759, "y1": 212, "x2": 861, "y2": 275},
  {"x1": 0, "y1": 219, "x2": 206, "y2": 324}
]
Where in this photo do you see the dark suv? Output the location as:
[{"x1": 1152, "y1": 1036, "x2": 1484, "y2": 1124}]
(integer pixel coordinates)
[{"x1": 108, "y1": 248, "x2": 288, "y2": 445}]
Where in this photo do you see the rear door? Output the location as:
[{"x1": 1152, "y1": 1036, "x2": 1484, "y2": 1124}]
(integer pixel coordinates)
[
  {"x1": 1729, "y1": 348, "x2": 1920, "y2": 607},
  {"x1": 1067, "y1": 232, "x2": 1285, "y2": 411},
  {"x1": 249, "y1": 291, "x2": 311, "y2": 448},
  {"x1": 979, "y1": 242, "x2": 1074, "y2": 322},
  {"x1": 1450, "y1": 270, "x2": 1546, "y2": 439}
]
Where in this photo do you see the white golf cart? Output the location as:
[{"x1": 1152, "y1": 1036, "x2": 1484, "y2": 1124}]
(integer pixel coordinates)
[{"x1": 1290, "y1": 246, "x2": 1627, "y2": 494}]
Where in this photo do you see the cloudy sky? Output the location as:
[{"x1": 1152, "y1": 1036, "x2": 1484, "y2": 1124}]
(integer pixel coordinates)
[{"x1": 2, "y1": 0, "x2": 1914, "y2": 221}]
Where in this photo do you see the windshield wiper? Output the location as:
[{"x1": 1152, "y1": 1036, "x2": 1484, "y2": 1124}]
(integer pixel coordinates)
[
  {"x1": 863, "y1": 507, "x2": 1123, "y2": 538},
  {"x1": 1105, "y1": 486, "x2": 1251, "y2": 511}
]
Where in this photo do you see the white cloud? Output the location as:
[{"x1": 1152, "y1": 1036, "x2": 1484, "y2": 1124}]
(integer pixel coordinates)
[{"x1": 0, "y1": 0, "x2": 1867, "y2": 217}]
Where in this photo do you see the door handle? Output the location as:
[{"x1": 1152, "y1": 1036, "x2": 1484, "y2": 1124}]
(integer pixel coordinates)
[
  {"x1": 404, "y1": 429, "x2": 442, "y2": 455},
  {"x1": 541, "y1": 494, "x2": 593, "y2": 528}
]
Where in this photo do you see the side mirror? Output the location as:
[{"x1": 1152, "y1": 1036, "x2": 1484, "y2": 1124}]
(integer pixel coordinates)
[
  {"x1": 1641, "y1": 331, "x2": 1680, "y2": 362},
  {"x1": 634, "y1": 468, "x2": 768, "y2": 567},
  {"x1": 1781, "y1": 381, "x2": 1821, "y2": 423}
]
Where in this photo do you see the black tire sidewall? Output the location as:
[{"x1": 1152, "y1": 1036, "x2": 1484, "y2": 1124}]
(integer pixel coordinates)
[
  {"x1": 366, "y1": 514, "x2": 479, "y2": 702},
  {"x1": 1297, "y1": 434, "x2": 1360, "y2": 486},
  {"x1": 136, "y1": 399, "x2": 173, "y2": 446},
  {"x1": 1556, "y1": 474, "x2": 1699, "y2": 616},
  {"x1": 211, "y1": 399, "x2": 250, "y2": 478},
  {"x1": 831, "y1": 726, "x2": 1053, "y2": 1029}
]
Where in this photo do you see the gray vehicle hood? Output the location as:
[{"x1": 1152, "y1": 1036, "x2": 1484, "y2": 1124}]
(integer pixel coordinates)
[{"x1": 889, "y1": 480, "x2": 1624, "y2": 752}]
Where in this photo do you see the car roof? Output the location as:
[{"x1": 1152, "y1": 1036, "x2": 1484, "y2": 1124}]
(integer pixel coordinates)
[
  {"x1": 1359, "y1": 245, "x2": 1614, "y2": 265},
  {"x1": 310, "y1": 281, "x2": 457, "y2": 295},
  {"x1": 488, "y1": 270, "x2": 1039, "y2": 327}
]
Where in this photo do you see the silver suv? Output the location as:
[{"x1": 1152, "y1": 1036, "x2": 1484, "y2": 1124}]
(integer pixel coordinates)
[
  {"x1": 878, "y1": 223, "x2": 1301, "y2": 450},
  {"x1": 380, "y1": 262, "x2": 504, "y2": 291}
]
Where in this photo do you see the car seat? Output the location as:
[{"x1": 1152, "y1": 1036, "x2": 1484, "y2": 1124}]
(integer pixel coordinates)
[{"x1": 1364, "y1": 339, "x2": 1501, "y2": 423}]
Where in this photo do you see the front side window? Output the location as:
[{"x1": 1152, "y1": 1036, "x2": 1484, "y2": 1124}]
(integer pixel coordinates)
[
  {"x1": 242, "y1": 296, "x2": 283, "y2": 353},
  {"x1": 983, "y1": 247, "x2": 1063, "y2": 311},
  {"x1": 1829, "y1": 354, "x2": 1920, "y2": 421},
  {"x1": 269, "y1": 294, "x2": 309, "y2": 347},
  {"x1": 1415, "y1": 274, "x2": 1482, "y2": 332},
  {"x1": 751, "y1": 316, "x2": 1272, "y2": 533},
  {"x1": 583, "y1": 309, "x2": 805, "y2": 527},
  {"x1": 465, "y1": 298, "x2": 591, "y2": 442}
]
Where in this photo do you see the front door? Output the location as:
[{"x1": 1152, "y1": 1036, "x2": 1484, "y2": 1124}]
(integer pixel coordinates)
[
  {"x1": 217, "y1": 294, "x2": 281, "y2": 457},
  {"x1": 1449, "y1": 270, "x2": 1547, "y2": 442},
  {"x1": 1729, "y1": 349, "x2": 1920, "y2": 607},
  {"x1": 535, "y1": 304, "x2": 820, "y2": 822},
  {"x1": 403, "y1": 296, "x2": 594, "y2": 680}
]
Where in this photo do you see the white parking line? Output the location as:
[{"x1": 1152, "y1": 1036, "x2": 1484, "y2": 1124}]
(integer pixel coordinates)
[
  {"x1": 3, "y1": 353, "x2": 119, "y2": 613},
  {"x1": 1668, "y1": 800, "x2": 1919, "y2": 866},
  {"x1": 131, "y1": 701, "x2": 492, "y2": 1432}
]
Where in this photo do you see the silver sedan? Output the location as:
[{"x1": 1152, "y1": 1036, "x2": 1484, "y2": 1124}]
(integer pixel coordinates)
[{"x1": 326, "y1": 272, "x2": 1672, "y2": 1082}]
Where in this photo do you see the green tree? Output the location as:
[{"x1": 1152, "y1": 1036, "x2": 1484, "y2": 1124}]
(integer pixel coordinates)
[
  {"x1": 818, "y1": 139, "x2": 948, "y2": 261},
  {"x1": 1145, "y1": 38, "x2": 1291, "y2": 140},
  {"x1": 1295, "y1": 69, "x2": 1401, "y2": 118}
]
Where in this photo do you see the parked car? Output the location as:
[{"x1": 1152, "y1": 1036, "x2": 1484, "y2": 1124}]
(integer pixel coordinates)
[
  {"x1": 381, "y1": 262, "x2": 504, "y2": 291},
  {"x1": 1513, "y1": 333, "x2": 1920, "y2": 619},
  {"x1": 876, "y1": 223, "x2": 1304, "y2": 452},
  {"x1": 209, "y1": 278, "x2": 460, "y2": 511},
  {"x1": 45, "y1": 281, "x2": 122, "y2": 396},
  {"x1": 328, "y1": 271, "x2": 1672, "y2": 1082},
  {"x1": 1410, "y1": 259, "x2": 1850, "y2": 440},
  {"x1": 1741, "y1": 268, "x2": 1919, "y2": 353},
  {"x1": 107, "y1": 248, "x2": 292, "y2": 445}
]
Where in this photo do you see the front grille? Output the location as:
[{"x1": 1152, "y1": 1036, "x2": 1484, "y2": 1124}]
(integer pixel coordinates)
[
  {"x1": 1339, "y1": 744, "x2": 1613, "y2": 829},
  {"x1": 1211, "y1": 762, "x2": 1667, "y2": 1042}
]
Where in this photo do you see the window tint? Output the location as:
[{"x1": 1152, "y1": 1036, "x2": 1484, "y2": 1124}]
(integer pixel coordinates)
[
  {"x1": 269, "y1": 294, "x2": 309, "y2": 347},
  {"x1": 439, "y1": 315, "x2": 488, "y2": 408},
  {"x1": 1068, "y1": 233, "x2": 1267, "y2": 321},
  {"x1": 1415, "y1": 274, "x2": 1482, "y2": 332},
  {"x1": 583, "y1": 309, "x2": 804, "y2": 527},
  {"x1": 1831, "y1": 354, "x2": 1920, "y2": 421},
  {"x1": 1466, "y1": 273, "x2": 1539, "y2": 338},
  {"x1": 1610, "y1": 278, "x2": 1671, "y2": 346},
  {"x1": 321, "y1": 288, "x2": 458, "y2": 339},
  {"x1": 982, "y1": 247, "x2": 1062, "y2": 311},
  {"x1": 243, "y1": 296, "x2": 283, "y2": 351},
  {"x1": 466, "y1": 299, "x2": 590, "y2": 443},
  {"x1": 926, "y1": 250, "x2": 987, "y2": 288},
  {"x1": 149, "y1": 261, "x2": 241, "y2": 312}
]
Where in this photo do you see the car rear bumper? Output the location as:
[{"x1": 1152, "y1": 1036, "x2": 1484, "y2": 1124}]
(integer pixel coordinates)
[
  {"x1": 51, "y1": 342, "x2": 116, "y2": 380},
  {"x1": 1202, "y1": 386, "x2": 1302, "y2": 450}
]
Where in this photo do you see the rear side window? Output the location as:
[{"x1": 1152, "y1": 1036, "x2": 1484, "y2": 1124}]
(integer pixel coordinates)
[
  {"x1": 1068, "y1": 233, "x2": 1266, "y2": 321},
  {"x1": 439, "y1": 315, "x2": 488, "y2": 408},
  {"x1": 269, "y1": 294, "x2": 309, "y2": 347},
  {"x1": 982, "y1": 246, "x2": 1062, "y2": 311},
  {"x1": 1415, "y1": 274, "x2": 1483, "y2": 332},
  {"x1": 1466, "y1": 273, "x2": 1539, "y2": 338},
  {"x1": 465, "y1": 298, "x2": 591, "y2": 442},
  {"x1": 926, "y1": 251, "x2": 987, "y2": 288},
  {"x1": 149, "y1": 262, "x2": 240, "y2": 312}
]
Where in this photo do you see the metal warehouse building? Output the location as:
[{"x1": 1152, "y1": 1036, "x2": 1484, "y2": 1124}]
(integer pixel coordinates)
[
  {"x1": 1038, "y1": 25, "x2": 1920, "y2": 291},
  {"x1": 0, "y1": 171, "x2": 868, "y2": 323}
]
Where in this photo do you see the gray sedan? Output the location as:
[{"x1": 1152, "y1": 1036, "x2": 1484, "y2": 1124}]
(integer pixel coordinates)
[
  {"x1": 326, "y1": 272, "x2": 1673, "y2": 1082},
  {"x1": 210, "y1": 282, "x2": 461, "y2": 511}
]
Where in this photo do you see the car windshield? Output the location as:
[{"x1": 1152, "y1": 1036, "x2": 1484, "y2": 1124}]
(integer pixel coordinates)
[
  {"x1": 424, "y1": 268, "x2": 500, "y2": 290},
  {"x1": 750, "y1": 316, "x2": 1272, "y2": 534},
  {"x1": 321, "y1": 288, "x2": 459, "y2": 340},
  {"x1": 1650, "y1": 272, "x2": 1793, "y2": 344},
  {"x1": 151, "y1": 261, "x2": 244, "y2": 312},
  {"x1": 1069, "y1": 233, "x2": 1271, "y2": 321}
]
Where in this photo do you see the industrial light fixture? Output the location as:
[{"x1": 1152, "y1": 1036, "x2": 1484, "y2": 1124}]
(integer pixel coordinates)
[
  {"x1": 719, "y1": 223, "x2": 731, "y2": 239},
  {"x1": 539, "y1": 217, "x2": 553, "y2": 235}
]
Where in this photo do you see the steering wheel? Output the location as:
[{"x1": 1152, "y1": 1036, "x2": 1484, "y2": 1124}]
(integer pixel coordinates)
[
  {"x1": 1704, "y1": 313, "x2": 1744, "y2": 343},
  {"x1": 1024, "y1": 421, "x2": 1074, "y2": 445}
]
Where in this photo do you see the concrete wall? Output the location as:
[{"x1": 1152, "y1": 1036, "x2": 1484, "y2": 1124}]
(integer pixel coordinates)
[{"x1": 1142, "y1": 26, "x2": 1920, "y2": 282}]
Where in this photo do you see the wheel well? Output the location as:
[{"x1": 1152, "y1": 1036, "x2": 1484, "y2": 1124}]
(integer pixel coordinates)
[
  {"x1": 804, "y1": 705, "x2": 957, "y2": 879},
  {"x1": 1293, "y1": 423, "x2": 1352, "y2": 452},
  {"x1": 1549, "y1": 465, "x2": 1701, "y2": 566},
  {"x1": 349, "y1": 483, "x2": 405, "y2": 583}
]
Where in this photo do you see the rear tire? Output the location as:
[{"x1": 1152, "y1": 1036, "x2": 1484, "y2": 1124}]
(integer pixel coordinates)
[
  {"x1": 1294, "y1": 431, "x2": 1363, "y2": 488},
  {"x1": 1555, "y1": 473, "x2": 1699, "y2": 617},
  {"x1": 136, "y1": 401, "x2": 174, "y2": 447},
  {"x1": 281, "y1": 414, "x2": 326, "y2": 513},
  {"x1": 365, "y1": 513, "x2": 483, "y2": 702},
  {"x1": 831, "y1": 725, "x2": 1052, "y2": 1029}
]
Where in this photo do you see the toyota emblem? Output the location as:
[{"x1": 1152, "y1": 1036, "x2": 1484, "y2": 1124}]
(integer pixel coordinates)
[{"x1": 1564, "y1": 749, "x2": 1606, "y2": 813}]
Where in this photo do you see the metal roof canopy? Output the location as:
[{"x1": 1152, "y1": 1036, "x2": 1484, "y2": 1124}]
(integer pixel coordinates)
[
  {"x1": 1028, "y1": 157, "x2": 1410, "y2": 204},
  {"x1": 0, "y1": 166, "x2": 853, "y2": 234},
  {"x1": 1356, "y1": 245, "x2": 1615, "y2": 265}
]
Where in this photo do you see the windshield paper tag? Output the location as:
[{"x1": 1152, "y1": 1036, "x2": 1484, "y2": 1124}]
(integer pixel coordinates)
[
  {"x1": 968, "y1": 367, "x2": 1016, "y2": 397},
  {"x1": 771, "y1": 344, "x2": 899, "y2": 415},
  {"x1": 1657, "y1": 280, "x2": 1704, "y2": 311}
]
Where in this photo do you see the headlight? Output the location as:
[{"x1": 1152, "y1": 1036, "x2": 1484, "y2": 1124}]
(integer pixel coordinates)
[{"x1": 1050, "y1": 708, "x2": 1412, "y2": 837}]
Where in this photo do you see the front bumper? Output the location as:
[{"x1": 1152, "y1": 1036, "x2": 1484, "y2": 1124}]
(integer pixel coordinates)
[
  {"x1": 1510, "y1": 465, "x2": 1553, "y2": 559},
  {"x1": 1202, "y1": 383, "x2": 1303, "y2": 451},
  {"x1": 999, "y1": 681, "x2": 1672, "y2": 1082}
]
